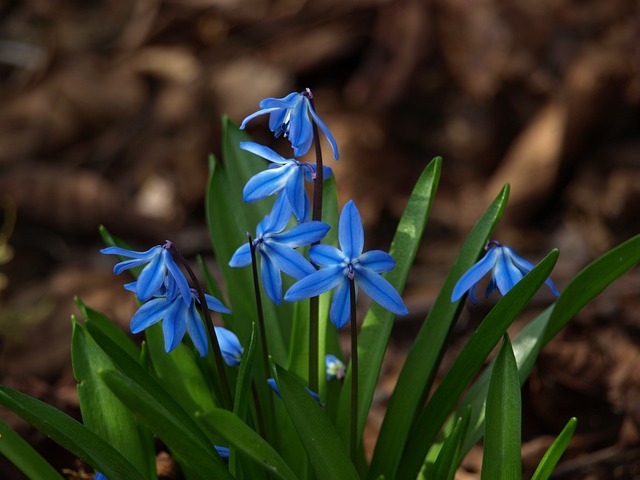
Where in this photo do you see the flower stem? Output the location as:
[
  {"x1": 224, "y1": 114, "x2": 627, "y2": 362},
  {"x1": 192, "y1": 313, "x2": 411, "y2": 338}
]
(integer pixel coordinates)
[
  {"x1": 306, "y1": 88, "x2": 324, "y2": 394},
  {"x1": 349, "y1": 277, "x2": 358, "y2": 462},
  {"x1": 247, "y1": 234, "x2": 271, "y2": 380},
  {"x1": 168, "y1": 243, "x2": 233, "y2": 410}
]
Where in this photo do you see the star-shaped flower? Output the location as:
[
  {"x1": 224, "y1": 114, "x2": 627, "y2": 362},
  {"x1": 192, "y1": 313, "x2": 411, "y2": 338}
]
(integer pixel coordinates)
[
  {"x1": 101, "y1": 241, "x2": 191, "y2": 305},
  {"x1": 325, "y1": 354, "x2": 346, "y2": 381},
  {"x1": 240, "y1": 141, "x2": 332, "y2": 221},
  {"x1": 128, "y1": 278, "x2": 231, "y2": 357},
  {"x1": 451, "y1": 240, "x2": 560, "y2": 304},
  {"x1": 229, "y1": 193, "x2": 330, "y2": 304},
  {"x1": 285, "y1": 200, "x2": 408, "y2": 329},
  {"x1": 240, "y1": 91, "x2": 339, "y2": 160}
]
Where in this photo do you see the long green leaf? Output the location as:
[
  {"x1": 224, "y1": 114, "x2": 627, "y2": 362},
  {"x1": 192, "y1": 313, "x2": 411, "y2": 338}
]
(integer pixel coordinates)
[
  {"x1": 397, "y1": 249, "x2": 558, "y2": 479},
  {"x1": 481, "y1": 335, "x2": 521, "y2": 480},
  {"x1": 101, "y1": 369, "x2": 233, "y2": 480},
  {"x1": 368, "y1": 182, "x2": 508, "y2": 480},
  {"x1": 0, "y1": 386, "x2": 145, "y2": 480},
  {"x1": 428, "y1": 410, "x2": 469, "y2": 480},
  {"x1": 275, "y1": 364, "x2": 360, "y2": 480},
  {"x1": 0, "y1": 418, "x2": 64, "y2": 480},
  {"x1": 531, "y1": 417, "x2": 577, "y2": 480},
  {"x1": 337, "y1": 158, "x2": 442, "y2": 449},
  {"x1": 199, "y1": 408, "x2": 298, "y2": 480},
  {"x1": 453, "y1": 234, "x2": 640, "y2": 455},
  {"x1": 72, "y1": 320, "x2": 149, "y2": 477}
]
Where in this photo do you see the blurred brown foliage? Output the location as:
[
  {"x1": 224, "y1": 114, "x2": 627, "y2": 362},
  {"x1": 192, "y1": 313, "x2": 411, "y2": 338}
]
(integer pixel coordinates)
[{"x1": 0, "y1": 0, "x2": 639, "y2": 478}]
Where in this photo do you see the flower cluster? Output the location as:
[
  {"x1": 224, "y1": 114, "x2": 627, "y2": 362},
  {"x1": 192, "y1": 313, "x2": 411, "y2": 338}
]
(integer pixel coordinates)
[{"x1": 101, "y1": 241, "x2": 241, "y2": 360}]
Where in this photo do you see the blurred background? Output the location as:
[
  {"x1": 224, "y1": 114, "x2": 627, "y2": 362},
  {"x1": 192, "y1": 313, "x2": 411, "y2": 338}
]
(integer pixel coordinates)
[{"x1": 0, "y1": 0, "x2": 639, "y2": 478}]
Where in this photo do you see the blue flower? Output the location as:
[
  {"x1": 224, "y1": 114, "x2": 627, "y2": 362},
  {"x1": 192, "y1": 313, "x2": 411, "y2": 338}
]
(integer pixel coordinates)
[
  {"x1": 101, "y1": 241, "x2": 191, "y2": 305},
  {"x1": 267, "y1": 378, "x2": 320, "y2": 403},
  {"x1": 229, "y1": 193, "x2": 330, "y2": 304},
  {"x1": 240, "y1": 91, "x2": 339, "y2": 160},
  {"x1": 285, "y1": 200, "x2": 408, "y2": 329},
  {"x1": 129, "y1": 278, "x2": 231, "y2": 357},
  {"x1": 325, "y1": 354, "x2": 346, "y2": 381},
  {"x1": 215, "y1": 446, "x2": 230, "y2": 462},
  {"x1": 94, "y1": 473, "x2": 108, "y2": 480},
  {"x1": 451, "y1": 241, "x2": 560, "y2": 304},
  {"x1": 215, "y1": 326, "x2": 244, "y2": 366},
  {"x1": 240, "y1": 141, "x2": 332, "y2": 221}
]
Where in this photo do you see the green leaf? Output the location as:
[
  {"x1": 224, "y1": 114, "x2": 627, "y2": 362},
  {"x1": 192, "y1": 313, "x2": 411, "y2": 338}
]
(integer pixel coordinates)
[
  {"x1": 531, "y1": 417, "x2": 577, "y2": 480},
  {"x1": 396, "y1": 249, "x2": 559, "y2": 479},
  {"x1": 199, "y1": 408, "x2": 298, "y2": 480},
  {"x1": 233, "y1": 322, "x2": 258, "y2": 420},
  {"x1": 0, "y1": 418, "x2": 64, "y2": 480},
  {"x1": 0, "y1": 386, "x2": 145, "y2": 480},
  {"x1": 337, "y1": 158, "x2": 442, "y2": 450},
  {"x1": 452, "y1": 234, "x2": 640, "y2": 456},
  {"x1": 368, "y1": 182, "x2": 508, "y2": 480},
  {"x1": 481, "y1": 335, "x2": 522, "y2": 480},
  {"x1": 72, "y1": 320, "x2": 149, "y2": 477},
  {"x1": 428, "y1": 410, "x2": 469, "y2": 480},
  {"x1": 101, "y1": 369, "x2": 233, "y2": 480},
  {"x1": 275, "y1": 364, "x2": 360, "y2": 480}
]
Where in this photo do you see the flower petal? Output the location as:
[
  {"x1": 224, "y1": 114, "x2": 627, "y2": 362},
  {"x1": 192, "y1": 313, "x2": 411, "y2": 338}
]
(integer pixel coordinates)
[
  {"x1": 263, "y1": 242, "x2": 315, "y2": 279},
  {"x1": 260, "y1": 253, "x2": 283, "y2": 304},
  {"x1": 289, "y1": 98, "x2": 313, "y2": 157},
  {"x1": 260, "y1": 92, "x2": 300, "y2": 109},
  {"x1": 187, "y1": 303, "x2": 209, "y2": 357},
  {"x1": 284, "y1": 168, "x2": 307, "y2": 221},
  {"x1": 284, "y1": 264, "x2": 345, "y2": 302},
  {"x1": 112, "y1": 258, "x2": 149, "y2": 275},
  {"x1": 450, "y1": 246, "x2": 499, "y2": 302},
  {"x1": 330, "y1": 278, "x2": 351, "y2": 329},
  {"x1": 240, "y1": 108, "x2": 280, "y2": 130},
  {"x1": 243, "y1": 165, "x2": 293, "y2": 203},
  {"x1": 504, "y1": 246, "x2": 560, "y2": 296},
  {"x1": 136, "y1": 252, "x2": 167, "y2": 301},
  {"x1": 229, "y1": 242, "x2": 252, "y2": 267},
  {"x1": 358, "y1": 250, "x2": 395, "y2": 273},
  {"x1": 264, "y1": 192, "x2": 293, "y2": 233},
  {"x1": 355, "y1": 266, "x2": 408, "y2": 315},
  {"x1": 214, "y1": 326, "x2": 244, "y2": 366},
  {"x1": 339, "y1": 200, "x2": 364, "y2": 259},
  {"x1": 130, "y1": 297, "x2": 168, "y2": 333},
  {"x1": 309, "y1": 244, "x2": 345, "y2": 267},
  {"x1": 162, "y1": 249, "x2": 191, "y2": 305},
  {"x1": 240, "y1": 142, "x2": 290, "y2": 165},
  {"x1": 272, "y1": 221, "x2": 330, "y2": 247},
  {"x1": 308, "y1": 103, "x2": 340, "y2": 160},
  {"x1": 493, "y1": 247, "x2": 523, "y2": 296},
  {"x1": 101, "y1": 245, "x2": 159, "y2": 259},
  {"x1": 205, "y1": 293, "x2": 231, "y2": 314},
  {"x1": 163, "y1": 298, "x2": 188, "y2": 352}
]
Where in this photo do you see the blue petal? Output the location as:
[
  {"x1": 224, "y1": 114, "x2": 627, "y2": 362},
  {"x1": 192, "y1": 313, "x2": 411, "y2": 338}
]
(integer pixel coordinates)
[
  {"x1": 162, "y1": 249, "x2": 191, "y2": 305},
  {"x1": 450, "y1": 246, "x2": 499, "y2": 302},
  {"x1": 240, "y1": 107, "x2": 279, "y2": 130},
  {"x1": 285, "y1": 168, "x2": 307, "y2": 221},
  {"x1": 260, "y1": 92, "x2": 300, "y2": 109},
  {"x1": 240, "y1": 142, "x2": 290, "y2": 165},
  {"x1": 260, "y1": 253, "x2": 283, "y2": 304},
  {"x1": 205, "y1": 293, "x2": 231, "y2": 314},
  {"x1": 269, "y1": 108, "x2": 288, "y2": 135},
  {"x1": 214, "y1": 326, "x2": 244, "y2": 366},
  {"x1": 101, "y1": 245, "x2": 159, "y2": 259},
  {"x1": 339, "y1": 201, "x2": 364, "y2": 259},
  {"x1": 330, "y1": 278, "x2": 351, "y2": 329},
  {"x1": 309, "y1": 244, "x2": 345, "y2": 267},
  {"x1": 229, "y1": 242, "x2": 252, "y2": 267},
  {"x1": 503, "y1": 246, "x2": 560, "y2": 296},
  {"x1": 355, "y1": 266, "x2": 408, "y2": 315},
  {"x1": 289, "y1": 98, "x2": 313, "y2": 156},
  {"x1": 264, "y1": 192, "x2": 293, "y2": 233},
  {"x1": 272, "y1": 221, "x2": 330, "y2": 248},
  {"x1": 493, "y1": 247, "x2": 523, "y2": 296},
  {"x1": 215, "y1": 446, "x2": 230, "y2": 461},
  {"x1": 358, "y1": 250, "x2": 395, "y2": 273},
  {"x1": 130, "y1": 297, "x2": 168, "y2": 334},
  {"x1": 136, "y1": 252, "x2": 167, "y2": 301},
  {"x1": 263, "y1": 242, "x2": 315, "y2": 279},
  {"x1": 303, "y1": 163, "x2": 334, "y2": 182},
  {"x1": 243, "y1": 166, "x2": 292, "y2": 202},
  {"x1": 187, "y1": 303, "x2": 208, "y2": 357},
  {"x1": 284, "y1": 264, "x2": 345, "y2": 302},
  {"x1": 308, "y1": 102, "x2": 340, "y2": 160},
  {"x1": 267, "y1": 378, "x2": 281, "y2": 398},
  {"x1": 163, "y1": 298, "x2": 188, "y2": 352},
  {"x1": 112, "y1": 257, "x2": 149, "y2": 275}
]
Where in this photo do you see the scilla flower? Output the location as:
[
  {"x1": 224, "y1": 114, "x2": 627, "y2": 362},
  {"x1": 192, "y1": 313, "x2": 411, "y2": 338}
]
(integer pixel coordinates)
[
  {"x1": 214, "y1": 326, "x2": 244, "y2": 367},
  {"x1": 326, "y1": 354, "x2": 346, "y2": 381},
  {"x1": 285, "y1": 200, "x2": 408, "y2": 329},
  {"x1": 240, "y1": 141, "x2": 332, "y2": 221},
  {"x1": 240, "y1": 90, "x2": 339, "y2": 160},
  {"x1": 229, "y1": 193, "x2": 330, "y2": 304},
  {"x1": 101, "y1": 241, "x2": 191, "y2": 305},
  {"x1": 128, "y1": 277, "x2": 231, "y2": 357},
  {"x1": 451, "y1": 240, "x2": 560, "y2": 304}
]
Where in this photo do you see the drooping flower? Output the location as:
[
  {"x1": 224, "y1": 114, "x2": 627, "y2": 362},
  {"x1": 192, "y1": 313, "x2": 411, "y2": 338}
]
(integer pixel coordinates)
[
  {"x1": 285, "y1": 200, "x2": 408, "y2": 329},
  {"x1": 215, "y1": 326, "x2": 244, "y2": 367},
  {"x1": 128, "y1": 277, "x2": 231, "y2": 357},
  {"x1": 240, "y1": 141, "x2": 332, "y2": 221},
  {"x1": 451, "y1": 240, "x2": 560, "y2": 304},
  {"x1": 267, "y1": 378, "x2": 320, "y2": 403},
  {"x1": 101, "y1": 241, "x2": 191, "y2": 305},
  {"x1": 229, "y1": 193, "x2": 330, "y2": 304},
  {"x1": 240, "y1": 91, "x2": 339, "y2": 160},
  {"x1": 325, "y1": 354, "x2": 346, "y2": 381}
]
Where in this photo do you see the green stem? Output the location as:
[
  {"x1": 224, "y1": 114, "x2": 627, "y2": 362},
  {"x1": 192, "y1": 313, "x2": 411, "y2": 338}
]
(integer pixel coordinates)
[
  {"x1": 349, "y1": 277, "x2": 358, "y2": 462},
  {"x1": 247, "y1": 234, "x2": 271, "y2": 381},
  {"x1": 168, "y1": 243, "x2": 233, "y2": 410}
]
